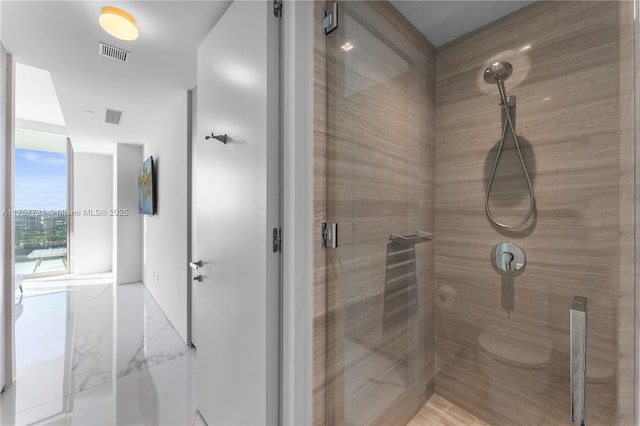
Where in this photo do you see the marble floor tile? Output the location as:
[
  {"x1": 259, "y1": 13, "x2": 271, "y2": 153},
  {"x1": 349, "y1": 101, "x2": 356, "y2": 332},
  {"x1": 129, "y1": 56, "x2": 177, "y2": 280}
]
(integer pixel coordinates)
[
  {"x1": 0, "y1": 354, "x2": 68, "y2": 417},
  {"x1": 0, "y1": 398, "x2": 67, "y2": 426},
  {"x1": 64, "y1": 352, "x2": 196, "y2": 426},
  {"x1": 0, "y1": 274, "x2": 194, "y2": 426},
  {"x1": 114, "y1": 285, "x2": 189, "y2": 380},
  {"x1": 192, "y1": 411, "x2": 207, "y2": 426}
]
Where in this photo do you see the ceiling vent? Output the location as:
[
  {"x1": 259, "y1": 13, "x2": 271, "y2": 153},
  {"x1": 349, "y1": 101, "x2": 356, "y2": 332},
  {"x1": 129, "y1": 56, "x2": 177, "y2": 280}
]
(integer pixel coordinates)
[
  {"x1": 105, "y1": 109, "x2": 123, "y2": 125},
  {"x1": 98, "y1": 42, "x2": 130, "y2": 63}
]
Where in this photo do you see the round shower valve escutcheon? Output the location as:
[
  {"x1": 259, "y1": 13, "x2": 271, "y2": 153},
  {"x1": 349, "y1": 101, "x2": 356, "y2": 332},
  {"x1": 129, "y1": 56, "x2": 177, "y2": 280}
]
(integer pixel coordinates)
[{"x1": 492, "y1": 242, "x2": 526, "y2": 273}]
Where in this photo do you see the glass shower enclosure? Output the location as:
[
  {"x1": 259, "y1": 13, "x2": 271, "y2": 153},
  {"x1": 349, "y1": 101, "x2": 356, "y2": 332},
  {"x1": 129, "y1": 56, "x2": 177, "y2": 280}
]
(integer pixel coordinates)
[
  {"x1": 320, "y1": 1, "x2": 636, "y2": 425},
  {"x1": 324, "y1": 2, "x2": 435, "y2": 424}
]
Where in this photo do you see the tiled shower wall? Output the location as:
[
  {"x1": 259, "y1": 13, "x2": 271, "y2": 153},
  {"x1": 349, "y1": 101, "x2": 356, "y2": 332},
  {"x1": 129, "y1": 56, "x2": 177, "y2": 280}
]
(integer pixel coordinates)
[
  {"x1": 434, "y1": 2, "x2": 633, "y2": 425},
  {"x1": 314, "y1": 1, "x2": 636, "y2": 425}
]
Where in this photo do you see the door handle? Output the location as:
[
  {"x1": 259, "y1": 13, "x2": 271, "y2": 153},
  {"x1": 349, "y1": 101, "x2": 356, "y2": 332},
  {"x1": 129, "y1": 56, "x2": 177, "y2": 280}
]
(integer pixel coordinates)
[
  {"x1": 570, "y1": 296, "x2": 587, "y2": 426},
  {"x1": 193, "y1": 275, "x2": 202, "y2": 282},
  {"x1": 189, "y1": 260, "x2": 202, "y2": 270}
]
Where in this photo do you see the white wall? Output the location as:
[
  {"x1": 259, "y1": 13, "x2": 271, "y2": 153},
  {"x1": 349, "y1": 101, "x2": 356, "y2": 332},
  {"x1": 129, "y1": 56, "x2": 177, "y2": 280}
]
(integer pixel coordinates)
[
  {"x1": 72, "y1": 153, "x2": 113, "y2": 275},
  {"x1": 142, "y1": 96, "x2": 189, "y2": 343},
  {"x1": 113, "y1": 144, "x2": 142, "y2": 285}
]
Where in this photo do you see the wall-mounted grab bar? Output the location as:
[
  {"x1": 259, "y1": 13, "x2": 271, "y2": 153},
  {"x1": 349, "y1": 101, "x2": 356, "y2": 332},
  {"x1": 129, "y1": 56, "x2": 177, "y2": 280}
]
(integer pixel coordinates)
[{"x1": 570, "y1": 296, "x2": 587, "y2": 426}]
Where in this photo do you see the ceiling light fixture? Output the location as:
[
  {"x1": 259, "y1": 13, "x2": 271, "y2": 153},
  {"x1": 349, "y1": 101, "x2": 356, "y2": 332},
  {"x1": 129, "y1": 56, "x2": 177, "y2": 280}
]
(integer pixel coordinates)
[{"x1": 99, "y1": 6, "x2": 138, "y2": 41}]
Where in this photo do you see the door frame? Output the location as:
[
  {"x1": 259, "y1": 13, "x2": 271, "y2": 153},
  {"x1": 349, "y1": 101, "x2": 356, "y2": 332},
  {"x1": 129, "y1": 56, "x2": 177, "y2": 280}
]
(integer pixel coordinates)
[
  {"x1": 187, "y1": 1, "x2": 314, "y2": 422},
  {"x1": 1, "y1": 41, "x2": 15, "y2": 392},
  {"x1": 281, "y1": 1, "x2": 314, "y2": 425}
]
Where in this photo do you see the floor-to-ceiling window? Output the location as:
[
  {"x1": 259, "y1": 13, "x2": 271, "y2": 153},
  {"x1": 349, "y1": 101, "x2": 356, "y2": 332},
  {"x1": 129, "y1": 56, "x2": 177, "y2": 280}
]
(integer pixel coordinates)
[{"x1": 14, "y1": 130, "x2": 69, "y2": 276}]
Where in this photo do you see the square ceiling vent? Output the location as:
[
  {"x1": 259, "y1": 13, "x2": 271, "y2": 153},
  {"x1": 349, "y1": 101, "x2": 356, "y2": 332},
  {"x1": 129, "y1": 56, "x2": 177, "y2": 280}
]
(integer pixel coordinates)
[{"x1": 105, "y1": 108, "x2": 123, "y2": 125}]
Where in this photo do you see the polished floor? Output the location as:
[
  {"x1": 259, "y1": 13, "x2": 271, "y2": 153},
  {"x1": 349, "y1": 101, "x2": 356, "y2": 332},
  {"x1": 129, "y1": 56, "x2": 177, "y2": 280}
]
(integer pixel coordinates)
[
  {"x1": 1, "y1": 274, "x2": 487, "y2": 426},
  {"x1": 0, "y1": 274, "x2": 200, "y2": 426}
]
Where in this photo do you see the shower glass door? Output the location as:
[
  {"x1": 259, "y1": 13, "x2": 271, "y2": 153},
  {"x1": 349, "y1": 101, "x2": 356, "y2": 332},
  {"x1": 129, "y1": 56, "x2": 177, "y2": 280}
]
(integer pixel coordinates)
[
  {"x1": 324, "y1": 2, "x2": 435, "y2": 424},
  {"x1": 323, "y1": 1, "x2": 637, "y2": 425}
]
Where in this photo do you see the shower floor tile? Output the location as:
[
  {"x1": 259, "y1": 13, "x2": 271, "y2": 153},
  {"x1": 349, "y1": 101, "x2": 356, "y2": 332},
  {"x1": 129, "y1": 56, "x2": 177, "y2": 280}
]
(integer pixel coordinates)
[{"x1": 408, "y1": 394, "x2": 489, "y2": 426}]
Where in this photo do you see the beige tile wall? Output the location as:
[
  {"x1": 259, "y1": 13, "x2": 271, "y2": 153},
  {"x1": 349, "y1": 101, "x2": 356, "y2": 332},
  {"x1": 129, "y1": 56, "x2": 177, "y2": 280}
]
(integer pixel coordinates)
[
  {"x1": 435, "y1": 1, "x2": 632, "y2": 425},
  {"x1": 616, "y1": 1, "x2": 636, "y2": 423},
  {"x1": 635, "y1": 0, "x2": 640, "y2": 423},
  {"x1": 314, "y1": 1, "x2": 636, "y2": 425}
]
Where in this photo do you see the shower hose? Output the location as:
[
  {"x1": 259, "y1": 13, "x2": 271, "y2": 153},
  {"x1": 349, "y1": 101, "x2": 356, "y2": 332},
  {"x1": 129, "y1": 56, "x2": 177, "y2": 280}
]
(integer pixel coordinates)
[{"x1": 485, "y1": 87, "x2": 535, "y2": 229}]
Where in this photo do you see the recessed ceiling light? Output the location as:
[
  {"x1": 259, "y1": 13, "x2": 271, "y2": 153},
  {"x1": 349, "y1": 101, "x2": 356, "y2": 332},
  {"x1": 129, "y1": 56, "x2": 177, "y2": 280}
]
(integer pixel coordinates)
[
  {"x1": 99, "y1": 6, "x2": 138, "y2": 41},
  {"x1": 341, "y1": 42, "x2": 354, "y2": 52}
]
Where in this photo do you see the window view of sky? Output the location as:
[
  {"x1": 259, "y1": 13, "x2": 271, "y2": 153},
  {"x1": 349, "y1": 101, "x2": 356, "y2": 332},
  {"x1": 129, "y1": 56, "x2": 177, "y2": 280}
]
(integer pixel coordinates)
[{"x1": 15, "y1": 148, "x2": 67, "y2": 210}]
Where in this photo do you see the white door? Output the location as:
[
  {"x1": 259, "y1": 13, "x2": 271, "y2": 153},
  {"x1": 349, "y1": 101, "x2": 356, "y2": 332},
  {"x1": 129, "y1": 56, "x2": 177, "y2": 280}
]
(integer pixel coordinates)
[{"x1": 194, "y1": 1, "x2": 280, "y2": 424}]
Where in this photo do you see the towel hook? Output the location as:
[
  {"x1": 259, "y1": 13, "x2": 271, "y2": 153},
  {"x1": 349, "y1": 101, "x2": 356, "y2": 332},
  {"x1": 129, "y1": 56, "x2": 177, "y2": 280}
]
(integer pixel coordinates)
[{"x1": 205, "y1": 132, "x2": 227, "y2": 144}]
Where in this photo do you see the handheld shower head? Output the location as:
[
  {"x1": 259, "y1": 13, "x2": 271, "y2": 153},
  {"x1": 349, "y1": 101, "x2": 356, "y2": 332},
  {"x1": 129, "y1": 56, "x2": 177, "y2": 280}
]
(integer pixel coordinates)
[
  {"x1": 483, "y1": 60, "x2": 535, "y2": 229},
  {"x1": 483, "y1": 61, "x2": 513, "y2": 84}
]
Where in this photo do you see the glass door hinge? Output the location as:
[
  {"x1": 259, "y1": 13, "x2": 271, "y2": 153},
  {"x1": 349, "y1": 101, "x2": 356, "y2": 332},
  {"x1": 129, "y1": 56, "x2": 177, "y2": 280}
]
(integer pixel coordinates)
[
  {"x1": 322, "y1": 222, "x2": 338, "y2": 248},
  {"x1": 273, "y1": 0, "x2": 282, "y2": 18},
  {"x1": 322, "y1": 2, "x2": 338, "y2": 35},
  {"x1": 272, "y1": 227, "x2": 282, "y2": 253}
]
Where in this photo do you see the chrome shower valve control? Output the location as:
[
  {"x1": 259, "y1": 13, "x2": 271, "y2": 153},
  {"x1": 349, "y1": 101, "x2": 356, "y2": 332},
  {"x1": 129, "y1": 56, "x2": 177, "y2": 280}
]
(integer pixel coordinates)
[
  {"x1": 502, "y1": 251, "x2": 515, "y2": 271},
  {"x1": 492, "y1": 242, "x2": 525, "y2": 273}
]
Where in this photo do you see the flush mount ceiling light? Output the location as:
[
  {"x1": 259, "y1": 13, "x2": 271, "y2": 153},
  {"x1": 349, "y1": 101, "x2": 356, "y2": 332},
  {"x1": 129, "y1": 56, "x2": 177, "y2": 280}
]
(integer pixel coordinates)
[{"x1": 99, "y1": 6, "x2": 138, "y2": 41}]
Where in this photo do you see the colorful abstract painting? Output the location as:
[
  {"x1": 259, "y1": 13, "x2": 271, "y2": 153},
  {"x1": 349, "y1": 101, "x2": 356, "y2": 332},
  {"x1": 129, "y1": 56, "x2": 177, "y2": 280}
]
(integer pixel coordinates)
[{"x1": 138, "y1": 156, "x2": 155, "y2": 215}]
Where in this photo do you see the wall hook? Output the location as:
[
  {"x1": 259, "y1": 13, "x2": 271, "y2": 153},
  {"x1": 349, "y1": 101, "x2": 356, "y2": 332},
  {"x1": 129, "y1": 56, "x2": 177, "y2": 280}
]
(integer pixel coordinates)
[{"x1": 205, "y1": 133, "x2": 227, "y2": 144}]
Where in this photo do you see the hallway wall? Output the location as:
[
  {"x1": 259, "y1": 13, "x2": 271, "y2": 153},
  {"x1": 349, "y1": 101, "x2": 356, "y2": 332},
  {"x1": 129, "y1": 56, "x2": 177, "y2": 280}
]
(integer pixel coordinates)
[
  {"x1": 72, "y1": 153, "x2": 113, "y2": 275},
  {"x1": 142, "y1": 95, "x2": 189, "y2": 343},
  {"x1": 114, "y1": 144, "x2": 142, "y2": 285}
]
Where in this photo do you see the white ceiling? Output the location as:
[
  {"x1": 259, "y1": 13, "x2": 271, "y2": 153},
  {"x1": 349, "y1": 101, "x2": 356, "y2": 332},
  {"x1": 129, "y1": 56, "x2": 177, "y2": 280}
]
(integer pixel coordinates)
[
  {"x1": 391, "y1": 1, "x2": 535, "y2": 47},
  {"x1": 15, "y1": 63, "x2": 66, "y2": 128},
  {"x1": 1, "y1": 1, "x2": 231, "y2": 153},
  {"x1": 1, "y1": 0, "x2": 533, "y2": 154}
]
